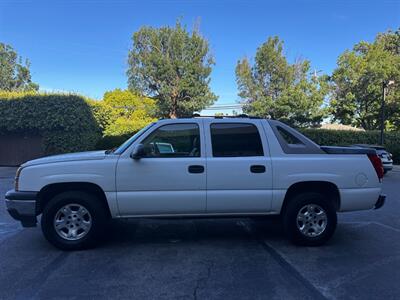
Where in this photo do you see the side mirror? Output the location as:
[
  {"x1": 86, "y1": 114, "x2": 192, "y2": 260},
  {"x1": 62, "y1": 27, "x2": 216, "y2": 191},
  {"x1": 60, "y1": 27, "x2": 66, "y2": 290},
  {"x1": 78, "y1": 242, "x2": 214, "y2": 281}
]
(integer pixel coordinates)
[{"x1": 130, "y1": 144, "x2": 146, "y2": 160}]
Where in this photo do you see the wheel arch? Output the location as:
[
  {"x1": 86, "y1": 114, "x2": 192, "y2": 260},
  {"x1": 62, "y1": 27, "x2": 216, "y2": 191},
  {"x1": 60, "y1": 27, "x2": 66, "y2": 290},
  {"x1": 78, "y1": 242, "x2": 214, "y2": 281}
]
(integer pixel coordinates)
[
  {"x1": 281, "y1": 181, "x2": 340, "y2": 214},
  {"x1": 37, "y1": 182, "x2": 111, "y2": 218}
]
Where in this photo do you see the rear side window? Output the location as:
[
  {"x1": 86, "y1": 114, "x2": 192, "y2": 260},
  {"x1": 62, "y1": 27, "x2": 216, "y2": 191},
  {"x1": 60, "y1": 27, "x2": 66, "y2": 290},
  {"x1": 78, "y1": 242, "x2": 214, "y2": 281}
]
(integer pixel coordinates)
[
  {"x1": 277, "y1": 126, "x2": 304, "y2": 146},
  {"x1": 210, "y1": 123, "x2": 264, "y2": 157}
]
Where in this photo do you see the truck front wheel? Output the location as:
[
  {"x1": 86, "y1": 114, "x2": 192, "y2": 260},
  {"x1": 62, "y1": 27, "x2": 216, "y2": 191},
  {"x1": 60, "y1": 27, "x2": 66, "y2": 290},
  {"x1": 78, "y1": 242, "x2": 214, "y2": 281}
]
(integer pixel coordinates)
[
  {"x1": 41, "y1": 191, "x2": 108, "y2": 250},
  {"x1": 283, "y1": 192, "x2": 337, "y2": 246}
]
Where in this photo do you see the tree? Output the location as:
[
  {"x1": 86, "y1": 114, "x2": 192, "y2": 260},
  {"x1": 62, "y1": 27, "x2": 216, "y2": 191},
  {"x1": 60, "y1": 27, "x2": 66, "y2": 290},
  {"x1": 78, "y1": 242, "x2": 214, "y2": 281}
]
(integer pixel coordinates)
[
  {"x1": 0, "y1": 43, "x2": 38, "y2": 91},
  {"x1": 330, "y1": 29, "x2": 400, "y2": 130},
  {"x1": 235, "y1": 36, "x2": 328, "y2": 127},
  {"x1": 102, "y1": 89, "x2": 157, "y2": 136},
  {"x1": 377, "y1": 28, "x2": 400, "y2": 55},
  {"x1": 127, "y1": 21, "x2": 217, "y2": 118}
]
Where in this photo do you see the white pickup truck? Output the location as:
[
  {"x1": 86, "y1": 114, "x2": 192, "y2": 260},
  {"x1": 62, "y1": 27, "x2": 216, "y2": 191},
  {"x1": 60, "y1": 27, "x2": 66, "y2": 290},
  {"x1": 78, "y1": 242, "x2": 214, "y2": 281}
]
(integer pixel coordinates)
[{"x1": 5, "y1": 117, "x2": 385, "y2": 250}]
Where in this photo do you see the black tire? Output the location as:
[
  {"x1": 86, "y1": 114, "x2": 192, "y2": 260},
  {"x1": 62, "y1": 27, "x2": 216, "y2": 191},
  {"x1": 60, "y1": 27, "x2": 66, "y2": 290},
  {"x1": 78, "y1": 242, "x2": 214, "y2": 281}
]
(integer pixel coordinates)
[
  {"x1": 41, "y1": 191, "x2": 109, "y2": 250},
  {"x1": 283, "y1": 192, "x2": 337, "y2": 246}
]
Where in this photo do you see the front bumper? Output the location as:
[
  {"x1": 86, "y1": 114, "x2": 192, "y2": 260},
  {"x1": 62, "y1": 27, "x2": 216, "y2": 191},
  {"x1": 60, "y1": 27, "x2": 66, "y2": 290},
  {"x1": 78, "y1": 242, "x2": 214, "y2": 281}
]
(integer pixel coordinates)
[
  {"x1": 374, "y1": 194, "x2": 386, "y2": 210},
  {"x1": 5, "y1": 190, "x2": 38, "y2": 227},
  {"x1": 383, "y1": 164, "x2": 393, "y2": 171}
]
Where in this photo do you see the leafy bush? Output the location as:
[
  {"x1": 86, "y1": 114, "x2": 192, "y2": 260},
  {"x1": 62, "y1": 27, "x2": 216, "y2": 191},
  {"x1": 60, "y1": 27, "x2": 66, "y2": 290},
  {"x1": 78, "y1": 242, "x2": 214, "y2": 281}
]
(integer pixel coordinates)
[
  {"x1": 301, "y1": 128, "x2": 400, "y2": 163},
  {"x1": 95, "y1": 133, "x2": 131, "y2": 150},
  {"x1": 92, "y1": 89, "x2": 157, "y2": 149},
  {"x1": 86, "y1": 99, "x2": 115, "y2": 132},
  {"x1": 102, "y1": 89, "x2": 157, "y2": 136},
  {"x1": 2, "y1": 90, "x2": 398, "y2": 165},
  {"x1": 0, "y1": 91, "x2": 101, "y2": 154}
]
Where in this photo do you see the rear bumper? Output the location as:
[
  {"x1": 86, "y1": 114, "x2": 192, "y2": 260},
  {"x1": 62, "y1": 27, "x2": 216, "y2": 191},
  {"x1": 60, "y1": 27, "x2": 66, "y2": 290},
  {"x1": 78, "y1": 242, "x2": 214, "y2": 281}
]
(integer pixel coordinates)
[
  {"x1": 5, "y1": 190, "x2": 38, "y2": 227},
  {"x1": 339, "y1": 187, "x2": 381, "y2": 212},
  {"x1": 374, "y1": 194, "x2": 386, "y2": 210}
]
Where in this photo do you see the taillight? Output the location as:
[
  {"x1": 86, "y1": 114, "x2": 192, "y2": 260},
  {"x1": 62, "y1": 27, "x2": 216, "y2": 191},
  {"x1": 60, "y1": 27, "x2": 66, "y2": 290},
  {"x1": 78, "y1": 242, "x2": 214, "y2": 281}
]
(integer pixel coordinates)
[{"x1": 368, "y1": 153, "x2": 384, "y2": 180}]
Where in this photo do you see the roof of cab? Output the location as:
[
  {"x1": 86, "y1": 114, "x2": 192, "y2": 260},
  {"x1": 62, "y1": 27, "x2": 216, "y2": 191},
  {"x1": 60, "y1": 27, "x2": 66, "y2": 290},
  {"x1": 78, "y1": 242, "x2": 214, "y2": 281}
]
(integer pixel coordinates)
[{"x1": 158, "y1": 114, "x2": 263, "y2": 122}]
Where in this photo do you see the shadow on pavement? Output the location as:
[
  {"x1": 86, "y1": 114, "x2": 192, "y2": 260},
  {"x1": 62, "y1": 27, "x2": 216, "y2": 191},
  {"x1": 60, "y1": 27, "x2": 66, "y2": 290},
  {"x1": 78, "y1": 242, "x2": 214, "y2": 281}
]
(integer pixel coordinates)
[{"x1": 102, "y1": 217, "x2": 285, "y2": 248}]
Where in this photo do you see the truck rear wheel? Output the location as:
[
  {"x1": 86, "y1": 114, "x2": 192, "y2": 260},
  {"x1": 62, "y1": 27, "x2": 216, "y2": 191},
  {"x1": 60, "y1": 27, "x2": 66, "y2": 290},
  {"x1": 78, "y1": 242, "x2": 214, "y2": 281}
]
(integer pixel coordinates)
[
  {"x1": 283, "y1": 192, "x2": 337, "y2": 246},
  {"x1": 41, "y1": 191, "x2": 108, "y2": 250}
]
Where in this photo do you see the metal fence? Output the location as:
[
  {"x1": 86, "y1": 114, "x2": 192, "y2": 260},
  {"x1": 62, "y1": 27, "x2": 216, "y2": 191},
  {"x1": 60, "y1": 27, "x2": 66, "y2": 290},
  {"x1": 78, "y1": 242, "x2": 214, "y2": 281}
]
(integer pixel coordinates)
[{"x1": 0, "y1": 134, "x2": 44, "y2": 166}]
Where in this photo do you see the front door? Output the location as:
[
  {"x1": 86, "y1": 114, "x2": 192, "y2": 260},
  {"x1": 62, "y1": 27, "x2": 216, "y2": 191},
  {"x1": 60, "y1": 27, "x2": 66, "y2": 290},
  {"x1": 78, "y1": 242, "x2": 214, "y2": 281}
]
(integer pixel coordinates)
[
  {"x1": 204, "y1": 120, "x2": 273, "y2": 213},
  {"x1": 116, "y1": 121, "x2": 206, "y2": 216}
]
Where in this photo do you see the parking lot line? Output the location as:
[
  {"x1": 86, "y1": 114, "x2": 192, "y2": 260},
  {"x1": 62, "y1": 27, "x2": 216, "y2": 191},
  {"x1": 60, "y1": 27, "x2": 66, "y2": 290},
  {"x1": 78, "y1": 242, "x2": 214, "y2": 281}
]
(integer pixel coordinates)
[
  {"x1": 236, "y1": 220, "x2": 327, "y2": 300},
  {"x1": 341, "y1": 221, "x2": 400, "y2": 233}
]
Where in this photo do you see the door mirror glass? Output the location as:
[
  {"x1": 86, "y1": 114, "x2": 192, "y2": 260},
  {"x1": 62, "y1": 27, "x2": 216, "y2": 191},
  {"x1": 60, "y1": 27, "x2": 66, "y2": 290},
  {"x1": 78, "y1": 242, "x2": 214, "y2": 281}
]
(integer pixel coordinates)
[{"x1": 130, "y1": 144, "x2": 146, "y2": 159}]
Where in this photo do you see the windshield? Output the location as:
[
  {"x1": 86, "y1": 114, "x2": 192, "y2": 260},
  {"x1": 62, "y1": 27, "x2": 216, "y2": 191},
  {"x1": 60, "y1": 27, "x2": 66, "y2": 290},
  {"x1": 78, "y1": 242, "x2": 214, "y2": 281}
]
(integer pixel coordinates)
[{"x1": 113, "y1": 122, "x2": 156, "y2": 154}]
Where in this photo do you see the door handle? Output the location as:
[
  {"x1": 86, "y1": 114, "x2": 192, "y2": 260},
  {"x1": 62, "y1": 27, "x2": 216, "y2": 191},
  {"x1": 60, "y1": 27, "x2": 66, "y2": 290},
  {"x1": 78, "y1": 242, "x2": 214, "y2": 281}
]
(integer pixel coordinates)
[
  {"x1": 188, "y1": 165, "x2": 205, "y2": 174},
  {"x1": 250, "y1": 165, "x2": 266, "y2": 173}
]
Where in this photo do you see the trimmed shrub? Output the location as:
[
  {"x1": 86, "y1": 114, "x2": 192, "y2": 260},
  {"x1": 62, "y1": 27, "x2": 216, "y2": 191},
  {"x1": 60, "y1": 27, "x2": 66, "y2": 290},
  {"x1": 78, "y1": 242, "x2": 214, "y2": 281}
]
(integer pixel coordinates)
[
  {"x1": 86, "y1": 99, "x2": 116, "y2": 133},
  {"x1": 0, "y1": 91, "x2": 101, "y2": 155},
  {"x1": 95, "y1": 133, "x2": 132, "y2": 150},
  {"x1": 93, "y1": 89, "x2": 157, "y2": 150},
  {"x1": 1, "y1": 90, "x2": 398, "y2": 164},
  {"x1": 301, "y1": 129, "x2": 400, "y2": 163}
]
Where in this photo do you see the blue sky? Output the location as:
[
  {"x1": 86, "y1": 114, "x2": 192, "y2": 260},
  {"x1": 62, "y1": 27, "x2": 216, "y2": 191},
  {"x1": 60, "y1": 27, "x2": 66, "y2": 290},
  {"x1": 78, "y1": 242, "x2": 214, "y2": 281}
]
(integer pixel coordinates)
[{"x1": 1, "y1": 0, "x2": 399, "y2": 112}]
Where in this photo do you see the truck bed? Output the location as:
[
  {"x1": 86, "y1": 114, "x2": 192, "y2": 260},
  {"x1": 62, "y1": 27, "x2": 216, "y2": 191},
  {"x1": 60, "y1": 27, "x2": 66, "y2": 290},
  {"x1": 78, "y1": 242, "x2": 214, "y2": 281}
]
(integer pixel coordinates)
[{"x1": 320, "y1": 146, "x2": 376, "y2": 155}]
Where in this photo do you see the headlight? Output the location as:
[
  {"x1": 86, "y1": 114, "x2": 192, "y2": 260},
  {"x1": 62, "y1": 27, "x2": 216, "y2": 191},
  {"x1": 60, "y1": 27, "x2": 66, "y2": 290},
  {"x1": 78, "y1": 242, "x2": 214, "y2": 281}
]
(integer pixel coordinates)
[{"x1": 14, "y1": 167, "x2": 23, "y2": 191}]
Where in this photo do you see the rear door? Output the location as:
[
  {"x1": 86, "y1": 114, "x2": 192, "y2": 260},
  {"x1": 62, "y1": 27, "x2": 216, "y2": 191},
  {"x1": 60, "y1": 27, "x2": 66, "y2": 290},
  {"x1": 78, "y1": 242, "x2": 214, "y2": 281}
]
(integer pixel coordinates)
[{"x1": 204, "y1": 119, "x2": 273, "y2": 213}]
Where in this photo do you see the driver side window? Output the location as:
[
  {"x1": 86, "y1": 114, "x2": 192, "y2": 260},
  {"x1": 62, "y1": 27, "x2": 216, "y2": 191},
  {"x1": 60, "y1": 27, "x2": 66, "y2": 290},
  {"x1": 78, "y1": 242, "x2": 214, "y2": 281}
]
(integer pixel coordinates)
[{"x1": 141, "y1": 123, "x2": 201, "y2": 158}]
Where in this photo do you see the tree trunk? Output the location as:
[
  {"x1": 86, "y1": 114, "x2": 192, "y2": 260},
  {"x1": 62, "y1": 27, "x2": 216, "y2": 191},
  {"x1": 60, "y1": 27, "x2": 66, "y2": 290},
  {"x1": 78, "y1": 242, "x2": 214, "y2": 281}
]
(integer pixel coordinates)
[{"x1": 170, "y1": 93, "x2": 178, "y2": 119}]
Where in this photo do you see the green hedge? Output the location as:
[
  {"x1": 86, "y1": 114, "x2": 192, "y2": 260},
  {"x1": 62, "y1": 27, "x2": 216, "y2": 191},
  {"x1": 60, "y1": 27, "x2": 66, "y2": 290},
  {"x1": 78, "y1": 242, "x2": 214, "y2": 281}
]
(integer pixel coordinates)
[
  {"x1": 95, "y1": 133, "x2": 132, "y2": 150},
  {"x1": 0, "y1": 92, "x2": 102, "y2": 155},
  {"x1": 301, "y1": 129, "x2": 400, "y2": 163},
  {"x1": 1, "y1": 91, "x2": 398, "y2": 164}
]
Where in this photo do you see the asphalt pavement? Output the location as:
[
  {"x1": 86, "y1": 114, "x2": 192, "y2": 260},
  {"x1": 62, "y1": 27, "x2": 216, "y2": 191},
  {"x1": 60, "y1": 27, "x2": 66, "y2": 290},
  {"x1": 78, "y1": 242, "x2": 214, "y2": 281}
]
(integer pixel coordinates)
[{"x1": 0, "y1": 167, "x2": 399, "y2": 299}]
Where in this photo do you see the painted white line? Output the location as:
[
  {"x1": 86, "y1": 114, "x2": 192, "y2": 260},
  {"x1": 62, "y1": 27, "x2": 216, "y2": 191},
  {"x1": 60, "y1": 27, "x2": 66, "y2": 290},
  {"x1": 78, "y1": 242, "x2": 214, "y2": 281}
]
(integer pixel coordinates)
[
  {"x1": 341, "y1": 221, "x2": 400, "y2": 233},
  {"x1": 324, "y1": 254, "x2": 400, "y2": 291},
  {"x1": 236, "y1": 220, "x2": 328, "y2": 299}
]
